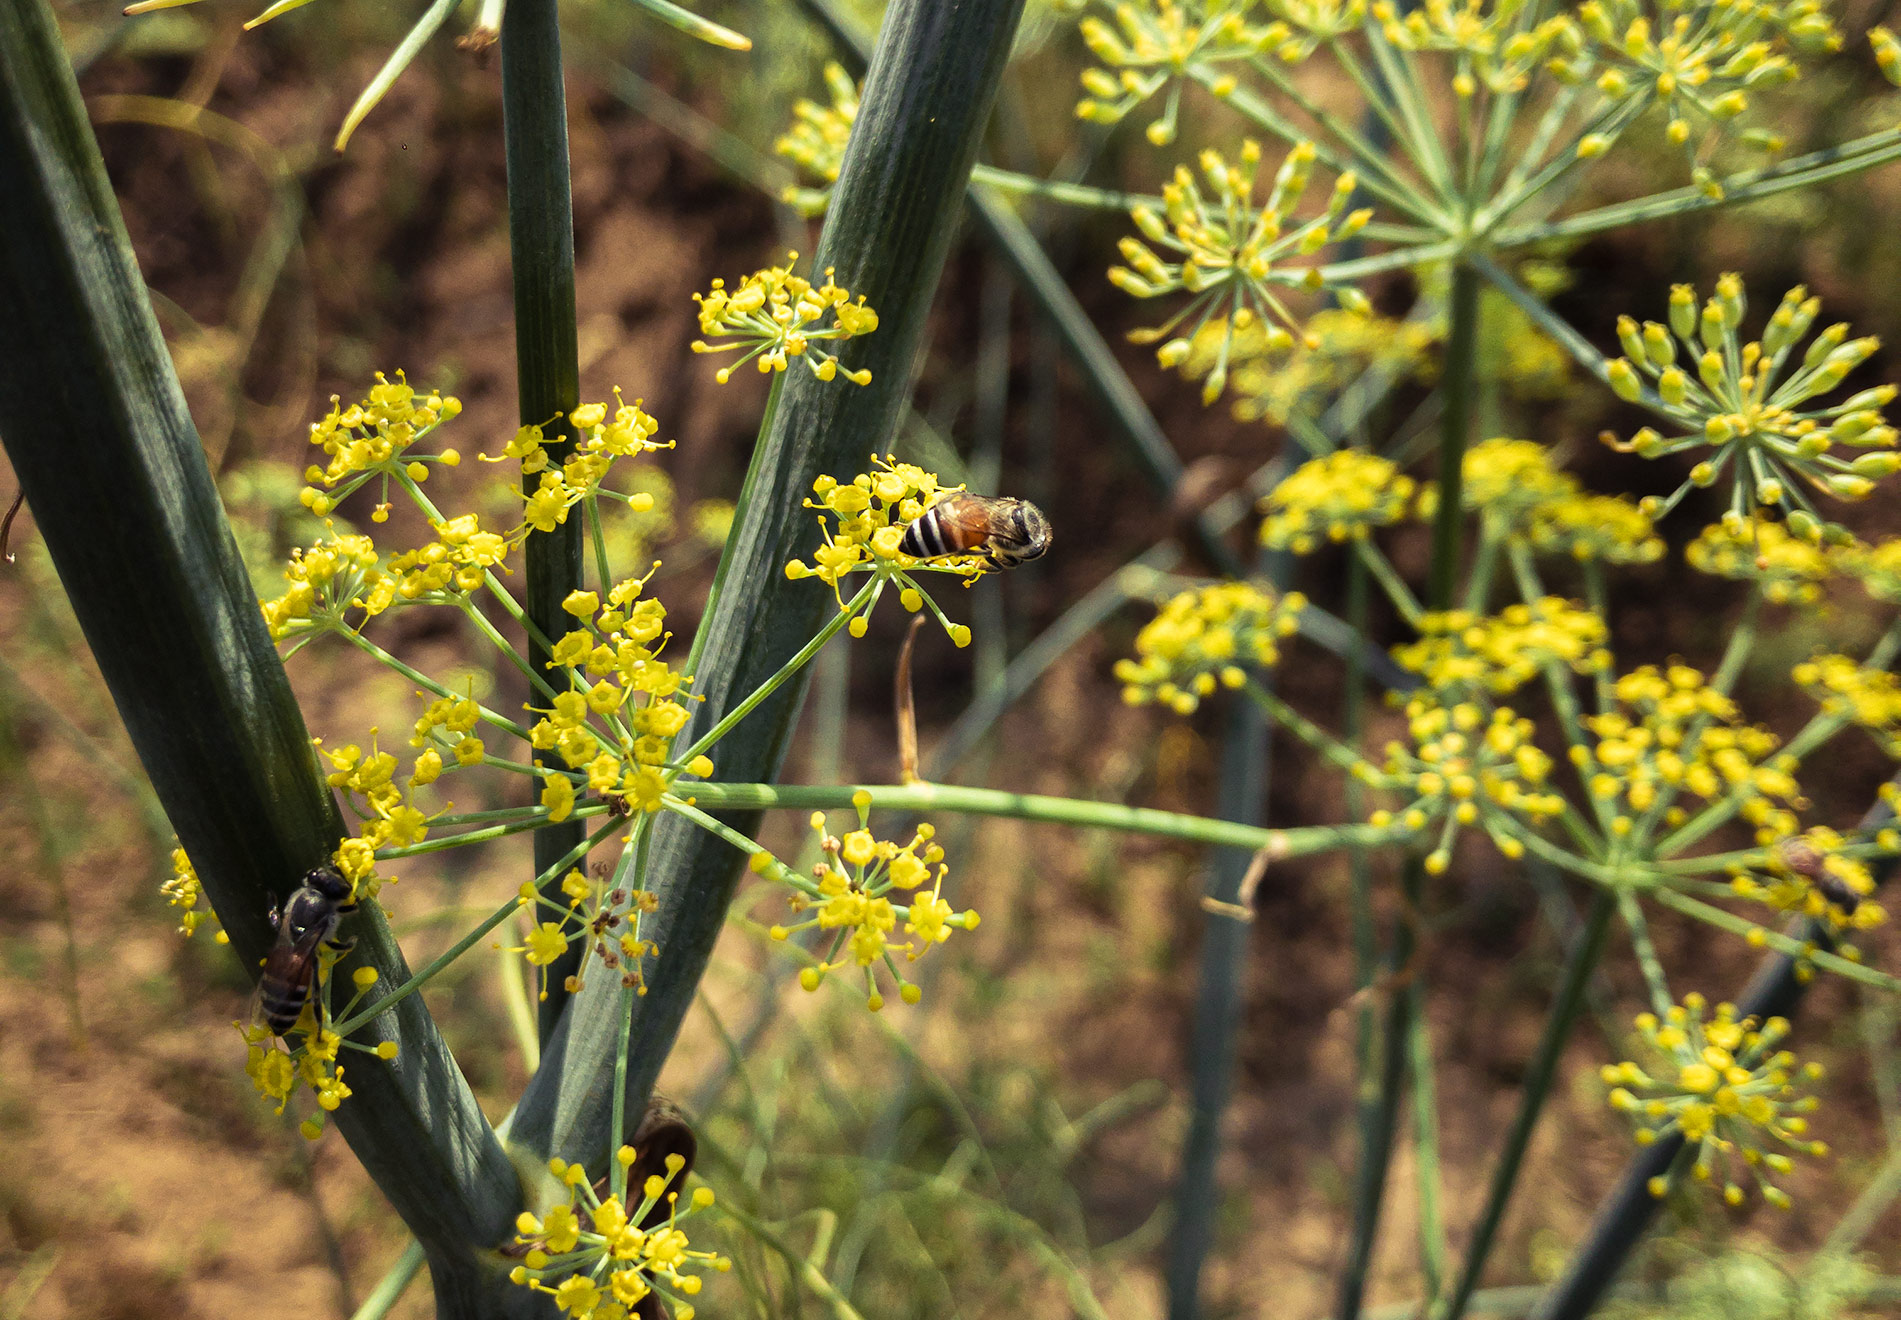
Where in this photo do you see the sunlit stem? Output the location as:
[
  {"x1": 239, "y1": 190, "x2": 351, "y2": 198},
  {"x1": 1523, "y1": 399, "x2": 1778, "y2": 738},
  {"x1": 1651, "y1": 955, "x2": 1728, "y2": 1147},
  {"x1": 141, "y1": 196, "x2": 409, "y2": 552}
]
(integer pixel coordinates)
[
  {"x1": 339, "y1": 628, "x2": 533, "y2": 741},
  {"x1": 682, "y1": 780, "x2": 1395, "y2": 856},
  {"x1": 1619, "y1": 891, "x2": 1674, "y2": 1018},
  {"x1": 459, "y1": 594, "x2": 562, "y2": 705},
  {"x1": 378, "y1": 802, "x2": 612, "y2": 858},
  {"x1": 336, "y1": 817, "x2": 621, "y2": 1035},
  {"x1": 393, "y1": 466, "x2": 556, "y2": 658},
  {"x1": 676, "y1": 576, "x2": 879, "y2": 765},
  {"x1": 1648, "y1": 887, "x2": 1901, "y2": 995},
  {"x1": 1353, "y1": 537, "x2": 1423, "y2": 627},
  {"x1": 1242, "y1": 677, "x2": 1372, "y2": 774}
]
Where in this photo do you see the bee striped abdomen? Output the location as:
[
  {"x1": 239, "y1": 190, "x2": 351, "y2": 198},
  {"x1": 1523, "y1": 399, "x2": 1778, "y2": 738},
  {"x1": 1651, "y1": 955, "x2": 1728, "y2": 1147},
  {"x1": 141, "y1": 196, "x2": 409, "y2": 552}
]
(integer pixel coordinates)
[
  {"x1": 899, "y1": 502, "x2": 964, "y2": 558},
  {"x1": 258, "y1": 972, "x2": 313, "y2": 1035}
]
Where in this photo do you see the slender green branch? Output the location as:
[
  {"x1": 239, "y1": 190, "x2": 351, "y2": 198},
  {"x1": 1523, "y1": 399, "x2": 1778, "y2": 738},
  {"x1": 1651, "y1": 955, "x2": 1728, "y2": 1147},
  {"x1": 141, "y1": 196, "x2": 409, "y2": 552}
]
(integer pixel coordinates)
[
  {"x1": 679, "y1": 780, "x2": 1392, "y2": 856},
  {"x1": 678, "y1": 577, "x2": 877, "y2": 765},
  {"x1": 1646, "y1": 887, "x2": 1901, "y2": 993},
  {"x1": 1410, "y1": 1005, "x2": 1448, "y2": 1307},
  {"x1": 1354, "y1": 537, "x2": 1424, "y2": 627},
  {"x1": 1620, "y1": 892, "x2": 1675, "y2": 1018},
  {"x1": 1494, "y1": 127, "x2": 1901, "y2": 248},
  {"x1": 339, "y1": 817, "x2": 623, "y2": 1036},
  {"x1": 1243, "y1": 678, "x2": 1374, "y2": 774},
  {"x1": 339, "y1": 629, "x2": 533, "y2": 741},
  {"x1": 971, "y1": 164, "x2": 1159, "y2": 212}
]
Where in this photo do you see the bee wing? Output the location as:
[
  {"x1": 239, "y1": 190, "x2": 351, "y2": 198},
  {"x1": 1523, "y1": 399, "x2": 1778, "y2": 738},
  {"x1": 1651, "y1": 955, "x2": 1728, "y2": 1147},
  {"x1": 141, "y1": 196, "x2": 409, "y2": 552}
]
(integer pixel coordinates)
[
  {"x1": 936, "y1": 492, "x2": 1006, "y2": 547},
  {"x1": 252, "y1": 922, "x2": 325, "y2": 1032}
]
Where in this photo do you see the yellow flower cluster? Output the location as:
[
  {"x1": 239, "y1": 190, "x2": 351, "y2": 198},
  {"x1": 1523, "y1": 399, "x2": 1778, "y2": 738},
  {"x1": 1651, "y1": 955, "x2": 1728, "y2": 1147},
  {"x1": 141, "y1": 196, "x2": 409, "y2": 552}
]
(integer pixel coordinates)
[
  {"x1": 784, "y1": 456, "x2": 984, "y2": 645},
  {"x1": 299, "y1": 372, "x2": 463, "y2": 521},
  {"x1": 1685, "y1": 517, "x2": 1833, "y2": 604},
  {"x1": 1577, "y1": 666, "x2": 1801, "y2": 843},
  {"x1": 1433, "y1": 438, "x2": 1663, "y2": 562},
  {"x1": 1524, "y1": 491, "x2": 1666, "y2": 564},
  {"x1": 261, "y1": 533, "x2": 390, "y2": 640},
  {"x1": 1730, "y1": 828, "x2": 1886, "y2": 934},
  {"x1": 691, "y1": 254, "x2": 879, "y2": 386},
  {"x1": 532, "y1": 577, "x2": 707, "y2": 821},
  {"x1": 762, "y1": 792, "x2": 976, "y2": 1010},
  {"x1": 1371, "y1": 694, "x2": 1564, "y2": 873},
  {"x1": 1114, "y1": 579, "x2": 1307, "y2": 713},
  {"x1": 265, "y1": 390, "x2": 672, "y2": 641},
  {"x1": 1111, "y1": 140, "x2": 1372, "y2": 402},
  {"x1": 511, "y1": 869, "x2": 660, "y2": 1000},
  {"x1": 1073, "y1": 0, "x2": 1280, "y2": 144},
  {"x1": 509, "y1": 1152, "x2": 727, "y2": 1320},
  {"x1": 1603, "y1": 995, "x2": 1827, "y2": 1208},
  {"x1": 1566, "y1": 0, "x2": 1837, "y2": 190},
  {"x1": 319, "y1": 731, "x2": 448, "y2": 900},
  {"x1": 774, "y1": 62, "x2": 858, "y2": 216},
  {"x1": 1218, "y1": 308, "x2": 1436, "y2": 425},
  {"x1": 1459, "y1": 438, "x2": 1578, "y2": 518},
  {"x1": 1838, "y1": 536, "x2": 1901, "y2": 603},
  {"x1": 1794, "y1": 654, "x2": 1901, "y2": 757},
  {"x1": 161, "y1": 845, "x2": 220, "y2": 939},
  {"x1": 1373, "y1": 0, "x2": 1575, "y2": 96},
  {"x1": 1605, "y1": 278, "x2": 1896, "y2": 532},
  {"x1": 1259, "y1": 449, "x2": 1414, "y2": 553},
  {"x1": 238, "y1": 966, "x2": 399, "y2": 1138},
  {"x1": 1393, "y1": 598, "x2": 1610, "y2": 699}
]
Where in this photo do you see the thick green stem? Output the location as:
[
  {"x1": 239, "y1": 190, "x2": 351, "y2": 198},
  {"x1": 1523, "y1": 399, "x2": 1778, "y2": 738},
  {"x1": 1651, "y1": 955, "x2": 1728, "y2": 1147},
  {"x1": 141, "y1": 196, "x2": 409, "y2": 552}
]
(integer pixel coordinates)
[
  {"x1": 0, "y1": 2, "x2": 522, "y2": 1305},
  {"x1": 1437, "y1": 890, "x2": 1616, "y2": 1320},
  {"x1": 502, "y1": 0, "x2": 588, "y2": 1040},
  {"x1": 511, "y1": 0, "x2": 1034, "y2": 1170},
  {"x1": 1166, "y1": 685, "x2": 1270, "y2": 1320}
]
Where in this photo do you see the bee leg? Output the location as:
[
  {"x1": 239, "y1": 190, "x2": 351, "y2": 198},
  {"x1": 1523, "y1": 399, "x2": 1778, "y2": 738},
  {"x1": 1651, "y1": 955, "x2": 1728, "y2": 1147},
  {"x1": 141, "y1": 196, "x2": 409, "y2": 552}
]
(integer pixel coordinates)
[{"x1": 324, "y1": 935, "x2": 358, "y2": 957}]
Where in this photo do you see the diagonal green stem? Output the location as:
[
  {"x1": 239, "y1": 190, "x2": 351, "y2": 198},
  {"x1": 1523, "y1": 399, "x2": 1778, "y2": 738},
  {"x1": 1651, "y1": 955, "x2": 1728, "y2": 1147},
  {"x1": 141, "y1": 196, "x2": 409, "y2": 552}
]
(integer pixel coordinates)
[{"x1": 1436, "y1": 889, "x2": 1616, "y2": 1320}]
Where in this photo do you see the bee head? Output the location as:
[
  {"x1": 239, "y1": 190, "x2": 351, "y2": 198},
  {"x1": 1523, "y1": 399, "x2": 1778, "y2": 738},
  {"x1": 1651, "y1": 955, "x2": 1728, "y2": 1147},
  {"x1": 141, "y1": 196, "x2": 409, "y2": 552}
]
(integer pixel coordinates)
[
  {"x1": 1011, "y1": 501, "x2": 1053, "y2": 562},
  {"x1": 304, "y1": 864, "x2": 353, "y2": 903}
]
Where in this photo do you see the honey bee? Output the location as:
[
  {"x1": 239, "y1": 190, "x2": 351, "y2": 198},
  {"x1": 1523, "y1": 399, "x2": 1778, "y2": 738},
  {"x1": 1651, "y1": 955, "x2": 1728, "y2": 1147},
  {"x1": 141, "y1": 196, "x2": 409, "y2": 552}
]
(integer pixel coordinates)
[
  {"x1": 899, "y1": 491, "x2": 1052, "y2": 569},
  {"x1": 255, "y1": 865, "x2": 357, "y2": 1036}
]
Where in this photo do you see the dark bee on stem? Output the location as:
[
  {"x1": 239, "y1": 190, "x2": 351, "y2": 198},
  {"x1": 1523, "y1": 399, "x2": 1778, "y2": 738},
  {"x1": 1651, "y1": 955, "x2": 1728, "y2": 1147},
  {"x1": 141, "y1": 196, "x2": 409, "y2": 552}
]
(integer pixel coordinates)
[
  {"x1": 899, "y1": 491, "x2": 1053, "y2": 569},
  {"x1": 255, "y1": 865, "x2": 357, "y2": 1036}
]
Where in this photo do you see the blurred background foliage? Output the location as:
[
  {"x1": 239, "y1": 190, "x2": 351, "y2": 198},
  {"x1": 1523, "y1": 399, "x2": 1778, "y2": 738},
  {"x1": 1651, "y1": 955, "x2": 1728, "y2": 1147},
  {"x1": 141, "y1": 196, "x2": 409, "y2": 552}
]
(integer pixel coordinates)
[{"x1": 5, "y1": 0, "x2": 1901, "y2": 1317}]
